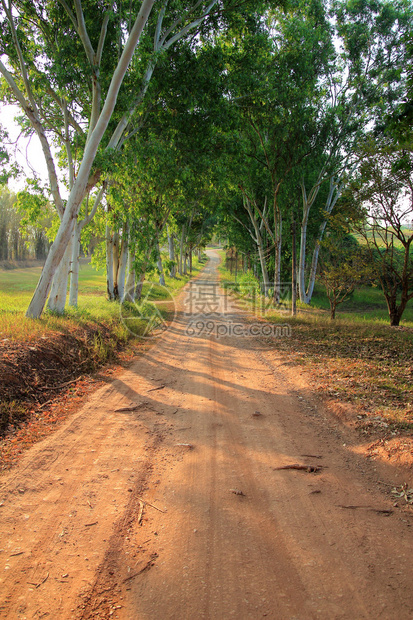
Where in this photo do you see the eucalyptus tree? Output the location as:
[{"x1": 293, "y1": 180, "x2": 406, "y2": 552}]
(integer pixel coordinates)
[
  {"x1": 295, "y1": 0, "x2": 413, "y2": 304},
  {"x1": 0, "y1": 0, "x2": 238, "y2": 318},
  {"x1": 222, "y1": 0, "x2": 335, "y2": 302}
]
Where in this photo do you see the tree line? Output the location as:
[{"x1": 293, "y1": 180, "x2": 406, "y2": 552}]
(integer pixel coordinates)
[
  {"x1": 0, "y1": 0, "x2": 412, "y2": 325},
  {"x1": 0, "y1": 187, "x2": 50, "y2": 262}
]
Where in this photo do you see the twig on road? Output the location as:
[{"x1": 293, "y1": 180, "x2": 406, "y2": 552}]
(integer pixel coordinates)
[
  {"x1": 274, "y1": 464, "x2": 323, "y2": 473},
  {"x1": 136, "y1": 497, "x2": 166, "y2": 513},
  {"x1": 336, "y1": 504, "x2": 393, "y2": 515}
]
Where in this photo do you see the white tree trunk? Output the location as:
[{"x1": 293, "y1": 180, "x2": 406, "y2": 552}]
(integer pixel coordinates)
[
  {"x1": 135, "y1": 266, "x2": 146, "y2": 302},
  {"x1": 243, "y1": 198, "x2": 271, "y2": 295},
  {"x1": 125, "y1": 249, "x2": 136, "y2": 302},
  {"x1": 179, "y1": 225, "x2": 185, "y2": 276},
  {"x1": 68, "y1": 222, "x2": 81, "y2": 307},
  {"x1": 299, "y1": 201, "x2": 311, "y2": 304},
  {"x1": 168, "y1": 228, "x2": 175, "y2": 277},
  {"x1": 106, "y1": 225, "x2": 115, "y2": 300},
  {"x1": 299, "y1": 175, "x2": 344, "y2": 304},
  {"x1": 156, "y1": 236, "x2": 166, "y2": 286},
  {"x1": 273, "y1": 215, "x2": 282, "y2": 304},
  {"x1": 112, "y1": 231, "x2": 120, "y2": 298},
  {"x1": 47, "y1": 235, "x2": 73, "y2": 313},
  {"x1": 118, "y1": 229, "x2": 129, "y2": 302},
  {"x1": 306, "y1": 222, "x2": 327, "y2": 301}
]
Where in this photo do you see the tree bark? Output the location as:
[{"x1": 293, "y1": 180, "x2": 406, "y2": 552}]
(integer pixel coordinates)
[
  {"x1": 168, "y1": 229, "x2": 176, "y2": 277},
  {"x1": 47, "y1": 236, "x2": 73, "y2": 313},
  {"x1": 106, "y1": 225, "x2": 115, "y2": 300},
  {"x1": 125, "y1": 249, "x2": 136, "y2": 302},
  {"x1": 118, "y1": 227, "x2": 129, "y2": 302},
  {"x1": 178, "y1": 225, "x2": 185, "y2": 276},
  {"x1": 243, "y1": 198, "x2": 271, "y2": 296},
  {"x1": 273, "y1": 215, "x2": 282, "y2": 304},
  {"x1": 156, "y1": 236, "x2": 166, "y2": 286},
  {"x1": 68, "y1": 223, "x2": 81, "y2": 307},
  {"x1": 299, "y1": 175, "x2": 344, "y2": 304},
  {"x1": 291, "y1": 219, "x2": 297, "y2": 317}
]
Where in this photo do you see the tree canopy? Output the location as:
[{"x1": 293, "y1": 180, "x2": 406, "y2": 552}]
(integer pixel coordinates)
[{"x1": 1, "y1": 0, "x2": 412, "y2": 325}]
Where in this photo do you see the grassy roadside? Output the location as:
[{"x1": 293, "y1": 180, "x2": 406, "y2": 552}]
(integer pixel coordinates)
[
  {"x1": 0, "y1": 257, "x2": 206, "y2": 467},
  {"x1": 0, "y1": 258, "x2": 205, "y2": 341},
  {"x1": 218, "y1": 253, "x2": 413, "y2": 443}
]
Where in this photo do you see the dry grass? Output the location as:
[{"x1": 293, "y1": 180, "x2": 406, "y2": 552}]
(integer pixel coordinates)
[{"x1": 219, "y1": 257, "x2": 413, "y2": 437}]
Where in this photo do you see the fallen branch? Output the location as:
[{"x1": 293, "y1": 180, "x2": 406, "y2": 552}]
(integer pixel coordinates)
[
  {"x1": 28, "y1": 572, "x2": 49, "y2": 588},
  {"x1": 147, "y1": 385, "x2": 165, "y2": 393},
  {"x1": 336, "y1": 504, "x2": 393, "y2": 515},
  {"x1": 115, "y1": 405, "x2": 139, "y2": 412},
  {"x1": 138, "y1": 501, "x2": 144, "y2": 525},
  {"x1": 274, "y1": 464, "x2": 323, "y2": 473},
  {"x1": 38, "y1": 377, "x2": 82, "y2": 391},
  {"x1": 301, "y1": 454, "x2": 323, "y2": 459},
  {"x1": 136, "y1": 497, "x2": 166, "y2": 513},
  {"x1": 123, "y1": 560, "x2": 154, "y2": 583}
]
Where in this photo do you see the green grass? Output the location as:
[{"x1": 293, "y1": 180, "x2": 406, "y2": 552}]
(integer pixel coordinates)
[
  {"x1": 217, "y1": 249, "x2": 413, "y2": 327},
  {"x1": 0, "y1": 255, "x2": 206, "y2": 342},
  {"x1": 309, "y1": 283, "x2": 413, "y2": 326}
]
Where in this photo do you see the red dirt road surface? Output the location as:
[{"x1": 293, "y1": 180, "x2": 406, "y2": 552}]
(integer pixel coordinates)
[{"x1": 0, "y1": 250, "x2": 412, "y2": 619}]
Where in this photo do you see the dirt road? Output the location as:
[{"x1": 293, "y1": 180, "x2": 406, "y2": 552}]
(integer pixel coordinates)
[{"x1": 0, "y1": 250, "x2": 412, "y2": 619}]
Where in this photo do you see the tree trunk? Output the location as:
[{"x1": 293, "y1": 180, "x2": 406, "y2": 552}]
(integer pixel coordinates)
[
  {"x1": 125, "y1": 249, "x2": 136, "y2": 302},
  {"x1": 135, "y1": 247, "x2": 152, "y2": 302},
  {"x1": 68, "y1": 223, "x2": 81, "y2": 307},
  {"x1": 390, "y1": 313, "x2": 401, "y2": 326},
  {"x1": 243, "y1": 197, "x2": 271, "y2": 296},
  {"x1": 106, "y1": 225, "x2": 115, "y2": 300},
  {"x1": 291, "y1": 219, "x2": 297, "y2": 317},
  {"x1": 299, "y1": 175, "x2": 343, "y2": 304},
  {"x1": 118, "y1": 230, "x2": 129, "y2": 302},
  {"x1": 306, "y1": 235, "x2": 324, "y2": 301},
  {"x1": 135, "y1": 264, "x2": 147, "y2": 302},
  {"x1": 386, "y1": 297, "x2": 402, "y2": 326},
  {"x1": 47, "y1": 235, "x2": 73, "y2": 313},
  {"x1": 189, "y1": 247, "x2": 193, "y2": 274},
  {"x1": 112, "y1": 231, "x2": 120, "y2": 299},
  {"x1": 178, "y1": 225, "x2": 185, "y2": 276},
  {"x1": 156, "y1": 236, "x2": 166, "y2": 286},
  {"x1": 167, "y1": 228, "x2": 175, "y2": 277},
  {"x1": 299, "y1": 202, "x2": 311, "y2": 304},
  {"x1": 273, "y1": 215, "x2": 282, "y2": 304}
]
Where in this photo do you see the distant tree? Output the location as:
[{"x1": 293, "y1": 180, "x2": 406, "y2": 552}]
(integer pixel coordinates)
[
  {"x1": 0, "y1": 186, "x2": 52, "y2": 261},
  {"x1": 319, "y1": 236, "x2": 371, "y2": 319},
  {"x1": 350, "y1": 138, "x2": 413, "y2": 326}
]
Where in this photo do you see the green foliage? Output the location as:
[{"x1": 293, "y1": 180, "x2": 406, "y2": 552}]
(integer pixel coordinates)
[{"x1": 319, "y1": 235, "x2": 373, "y2": 318}]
